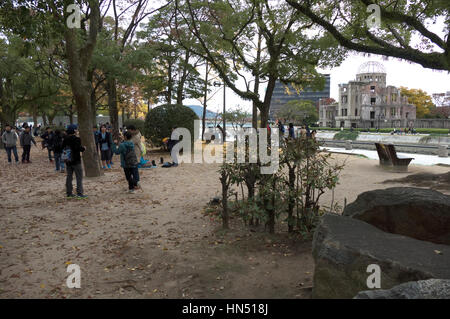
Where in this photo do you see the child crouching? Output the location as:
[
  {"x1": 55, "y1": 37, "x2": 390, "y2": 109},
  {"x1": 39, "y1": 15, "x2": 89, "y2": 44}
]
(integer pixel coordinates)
[{"x1": 112, "y1": 131, "x2": 140, "y2": 193}]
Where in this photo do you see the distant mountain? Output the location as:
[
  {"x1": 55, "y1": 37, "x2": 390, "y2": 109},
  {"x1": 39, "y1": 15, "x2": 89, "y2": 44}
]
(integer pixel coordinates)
[{"x1": 186, "y1": 105, "x2": 218, "y2": 119}]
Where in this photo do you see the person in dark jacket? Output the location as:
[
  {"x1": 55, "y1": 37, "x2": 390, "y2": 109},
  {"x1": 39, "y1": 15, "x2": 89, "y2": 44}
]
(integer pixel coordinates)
[
  {"x1": 62, "y1": 128, "x2": 87, "y2": 198},
  {"x1": 112, "y1": 131, "x2": 139, "y2": 193},
  {"x1": 52, "y1": 130, "x2": 66, "y2": 172},
  {"x1": 41, "y1": 127, "x2": 55, "y2": 162},
  {"x1": 20, "y1": 126, "x2": 37, "y2": 163},
  {"x1": 277, "y1": 120, "x2": 285, "y2": 136},
  {"x1": 305, "y1": 125, "x2": 311, "y2": 138},
  {"x1": 98, "y1": 124, "x2": 112, "y2": 169},
  {"x1": 288, "y1": 123, "x2": 295, "y2": 139},
  {"x1": 165, "y1": 127, "x2": 180, "y2": 167}
]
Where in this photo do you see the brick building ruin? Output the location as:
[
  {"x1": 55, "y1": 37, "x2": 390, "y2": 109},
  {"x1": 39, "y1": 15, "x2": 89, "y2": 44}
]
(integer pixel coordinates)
[{"x1": 319, "y1": 61, "x2": 417, "y2": 129}]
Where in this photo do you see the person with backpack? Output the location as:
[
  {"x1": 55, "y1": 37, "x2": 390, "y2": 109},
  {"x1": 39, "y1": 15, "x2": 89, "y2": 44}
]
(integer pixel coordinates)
[
  {"x1": 112, "y1": 131, "x2": 139, "y2": 193},
  {"x1": 41, "y1": 127, "x2": 55, "y2": 162},
  {"x1": 62, "y1": 127, "x2": 87, "y2": 199},
  {"x1": 52, "y1": 130, "x2": 66, "y2": 173},
  {"x1": 2, "y1": 124, "x2": 20, "y2": 164},
  {"x1": 20, "y1": 126, "x2": 37, "y2": 163},
  {"x1": 98, "y1": 124, "x2": 112, "y2": 169}
]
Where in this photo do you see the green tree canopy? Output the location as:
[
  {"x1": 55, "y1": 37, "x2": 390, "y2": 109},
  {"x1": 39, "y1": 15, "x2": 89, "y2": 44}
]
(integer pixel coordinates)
[
  {"x1": 176, "y1": 0, "x2": 346, "y2": 128},
  {"x1": 276, "y1": 100, "x2": 318, "y2": 126},
  {"x1": 286, "y1": 0, "x2": 450, "y2": 72}
]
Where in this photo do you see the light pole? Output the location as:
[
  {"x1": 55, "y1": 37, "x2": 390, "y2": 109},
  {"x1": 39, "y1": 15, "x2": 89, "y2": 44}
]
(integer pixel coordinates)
[{"x1": 213, "y1": 81, "x2": 226, "y2": 143}]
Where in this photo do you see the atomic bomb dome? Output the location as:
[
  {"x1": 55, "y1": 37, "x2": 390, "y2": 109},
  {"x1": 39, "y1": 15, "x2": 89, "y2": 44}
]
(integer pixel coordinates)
[
  {"x1": 357, "y1": 61, "x2": 386, "y2": 74},
  {"x1": 319, "y1": 60, "x2": 416, "y2": 129},
  {"x1": 355, "y1": 61, "x2": 387, "y2": 84}
]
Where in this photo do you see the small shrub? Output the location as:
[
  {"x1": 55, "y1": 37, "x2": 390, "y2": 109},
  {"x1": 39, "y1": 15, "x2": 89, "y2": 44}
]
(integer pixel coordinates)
[{"x1": 144, "y1": 104, "x2": 198, "y2": 146}]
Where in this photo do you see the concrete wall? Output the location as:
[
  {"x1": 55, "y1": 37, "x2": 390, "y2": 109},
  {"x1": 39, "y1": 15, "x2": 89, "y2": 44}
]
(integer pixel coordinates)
[
  {"x1": 320, "y1": 139, "x2": 448, "y2": 156},
  {"x1": 316, "y1": 131, "x2": 450, "y2": 156},
  {"x1": 414, "y1": 119, "x2": 450, "y2": 129},
  {"x1": 316, "y1": 132, "x2": 450, "y2": 145}
]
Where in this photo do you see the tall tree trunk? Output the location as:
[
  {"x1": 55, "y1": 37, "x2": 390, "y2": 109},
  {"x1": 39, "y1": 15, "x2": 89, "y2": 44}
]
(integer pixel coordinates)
[
  {"x1": 220, "y1": 170, "x2": 230, "y2": 229},
  {"x1": 176, "y1": 49, "x2": 190, "y2": 105},
  {"x1": 42, "y1": 112, "x2": 48, "y2": 127},
  {"x1": 260, "y1": 76, "x2": 277, "y2": 128},
  {"x1": 253, "y1": 30, "x2": 262, "y2": 129},
  {"x1": 202, "y1": 61, "x2": 209, "y2": 140},
  {"x1": 32, "y1": 105, "x2": 38, "y2": 128},
  {"x1": 48, "y1": 114, "x2": 55, "y2": 125},
  {"x1": 167, "y1": 56, "x2": 173, "y2": 105},
  {"x1": 74, "y1": 82, "x2": 102, "y2": 177},
  {"x1": 63, "y1": 0, "x2": 102, "y2": 177},
  {"x1": 68, "y1": 104, "x2": 74, "y2": 125},
  {"x1": 287, "y1": 164, "x2": 296, "y2": 233},
  {"x1": 90, "y1": 71, "x2": 97, "y2": 125},
  {"x1": 106, "y1": 77, "x2": 120, "y2": 140},
  {"x1": 91, "y1": 93, "x2": 97, "y2": 126}
]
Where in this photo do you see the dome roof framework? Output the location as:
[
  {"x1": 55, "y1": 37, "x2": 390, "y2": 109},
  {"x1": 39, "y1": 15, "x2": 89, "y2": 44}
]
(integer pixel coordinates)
[{"x1": 357, "y1": 61, "x2": 386, "y2": 74}]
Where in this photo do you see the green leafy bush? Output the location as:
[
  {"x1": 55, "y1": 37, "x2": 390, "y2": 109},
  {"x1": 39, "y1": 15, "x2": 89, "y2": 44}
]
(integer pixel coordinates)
[
  {"x1": 217, "y1": 137, "x2": 344, "y2": 235},
  {"x1": 144, "y1": 104, "x2": 199, "y2": 146}
]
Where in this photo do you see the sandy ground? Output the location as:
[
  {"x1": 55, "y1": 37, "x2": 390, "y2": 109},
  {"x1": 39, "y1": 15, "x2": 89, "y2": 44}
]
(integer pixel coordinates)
[{"x1": 0, "y1": 145, "x2": 448, "y2": 299}]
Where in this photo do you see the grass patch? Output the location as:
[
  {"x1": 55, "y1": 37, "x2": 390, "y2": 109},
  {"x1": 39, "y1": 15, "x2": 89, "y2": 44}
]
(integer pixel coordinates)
[{"x1": 333, "y1": 131, "x2": 359, "y2": 140}]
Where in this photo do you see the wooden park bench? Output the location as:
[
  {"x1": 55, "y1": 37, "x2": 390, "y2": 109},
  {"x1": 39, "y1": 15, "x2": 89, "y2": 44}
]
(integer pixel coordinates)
[
  {"x1": 375, "y1": 143, "x2": 391, "y2": 166},
  {"x1": 375, "y1": 143, "x2": 414, "y2": 172}
]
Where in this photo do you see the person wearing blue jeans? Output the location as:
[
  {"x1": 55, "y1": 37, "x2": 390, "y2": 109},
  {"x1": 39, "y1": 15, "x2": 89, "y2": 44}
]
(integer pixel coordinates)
[
  {"x1": 54, "y1": 152, "x2": 65, "y2": 172},
  {"x1": 5, "y1": 146, "x2": 19, "y2": 163},
  {"x1": 52, "y1": 130, "x2": 66, "y2": 172},
  {"x1": 2, "y1": 124, "x2": 20, "y2": 164}
]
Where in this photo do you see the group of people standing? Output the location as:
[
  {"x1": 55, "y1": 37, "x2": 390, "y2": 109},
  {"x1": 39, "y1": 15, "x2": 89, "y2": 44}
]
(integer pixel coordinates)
[
  {"x1": 1, "y1": 122, "x2": 150, "y2": 197},
  {"x1": 276, "y1": 120, "x2": 317, "y2": 140},
  {"x1": 1, "y1": 124, "x2": 37, "y2": 164}
]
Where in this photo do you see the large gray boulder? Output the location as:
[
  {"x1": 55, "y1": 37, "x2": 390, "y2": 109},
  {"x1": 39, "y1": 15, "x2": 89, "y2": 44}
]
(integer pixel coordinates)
[
  {"x1": 343, "y1": 187, "x2": 450, "y2": 245},
  {"x1": 354, "y1": 279, "x2": 450, "y2": 299},
  {"x1": 312, "y1": 214, "x2": 450, "y2": 299}
]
